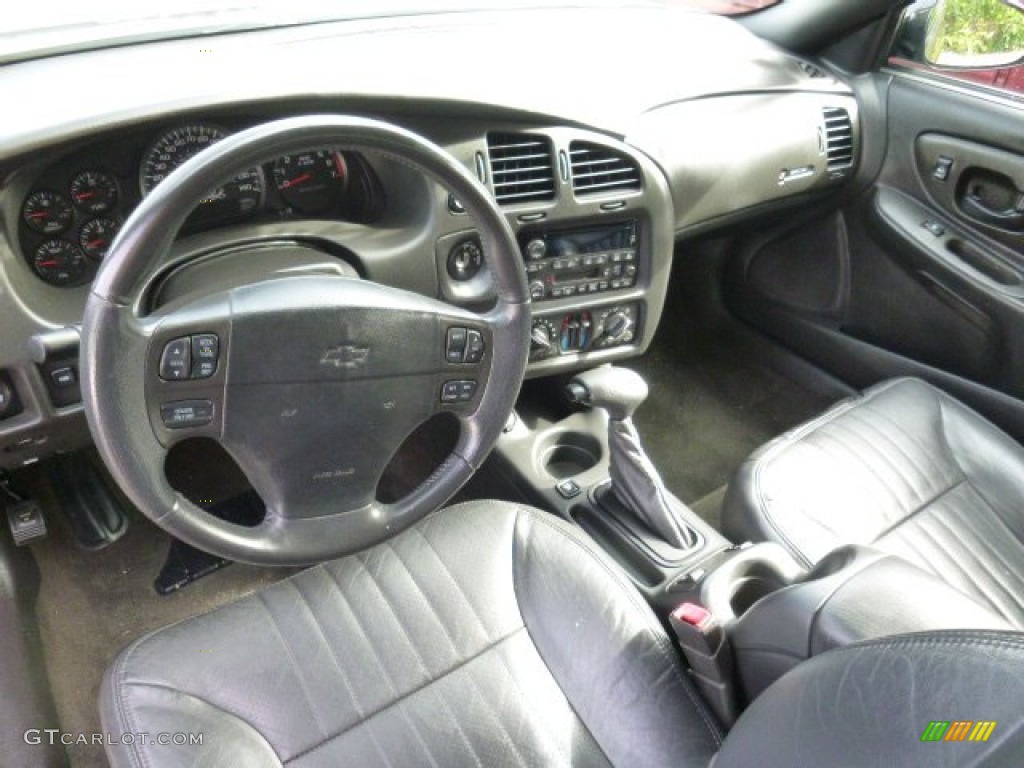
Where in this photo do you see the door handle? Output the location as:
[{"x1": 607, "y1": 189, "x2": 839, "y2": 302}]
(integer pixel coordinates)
[
  {"x1": 962, "y1": 191, "x2": 1024, "y2": 230},
  {"x1": 959, "y1": 170, "x2": 1024, "y2": 231}
]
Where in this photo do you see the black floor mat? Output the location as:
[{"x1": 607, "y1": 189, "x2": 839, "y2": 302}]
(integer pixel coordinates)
[{"x1": 628, "y1": 323, "x2": 836, "y2": 527}]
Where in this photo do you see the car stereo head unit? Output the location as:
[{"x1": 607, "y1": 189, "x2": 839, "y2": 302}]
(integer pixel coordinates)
[{"x1": 520, "y1": 220, "x2": 638, "y2": 301}]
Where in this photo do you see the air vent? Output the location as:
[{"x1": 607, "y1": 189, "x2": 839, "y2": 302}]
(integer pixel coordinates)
[
  {"x1": 569, "y1": 141, "x2": 642, "y2": 196},
  {"x1": 486, "y1": 133, "x2": 556, "y2": 205},
  {"x1": 822, "y1": 107, "x2": 854, "y2": 173}
]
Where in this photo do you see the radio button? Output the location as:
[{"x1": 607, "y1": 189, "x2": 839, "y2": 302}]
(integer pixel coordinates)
[{"x1": 525, "y1": 238, "x2": 547, "y2": 260}]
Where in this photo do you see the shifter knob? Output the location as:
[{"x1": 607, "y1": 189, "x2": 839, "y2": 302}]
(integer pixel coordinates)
[{"x1": 567, "y1": 366, "x2": 648, "y2": 422}]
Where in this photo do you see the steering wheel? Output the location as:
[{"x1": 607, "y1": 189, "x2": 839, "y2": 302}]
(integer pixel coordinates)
[{"x1": 80, "y1": 116, "x2": 530, "y2": 565}]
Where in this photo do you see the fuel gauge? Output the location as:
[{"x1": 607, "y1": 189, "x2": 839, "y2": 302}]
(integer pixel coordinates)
[{"x1": 79, "y1": 217, "x2": 120, "y2": 261}]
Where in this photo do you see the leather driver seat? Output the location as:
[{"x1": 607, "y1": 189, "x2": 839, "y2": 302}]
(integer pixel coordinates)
[
  {"x1": 724, "y1": 377, "x2": 1024, "y2": 628},
  {"x1": 102, "y1": 500, "x2": 1024, "y2": 767}
]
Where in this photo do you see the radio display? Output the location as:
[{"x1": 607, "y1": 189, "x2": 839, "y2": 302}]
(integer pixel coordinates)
[{"x1": 543, "y1": 221, "x2": 637, "y2": 259}]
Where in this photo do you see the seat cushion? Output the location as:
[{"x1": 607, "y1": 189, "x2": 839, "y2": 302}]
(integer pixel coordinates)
[
  {"x1": 101, "y1": 500, "x2": 722, "y2": 768},
  {"x1": 723, "y1": 377, "x2": 1024, "y2": 628}
]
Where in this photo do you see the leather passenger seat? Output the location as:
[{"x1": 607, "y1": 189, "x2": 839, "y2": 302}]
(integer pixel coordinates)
[{"x1": 723, "y1": 377, "x2": 1024, "y2": 628}]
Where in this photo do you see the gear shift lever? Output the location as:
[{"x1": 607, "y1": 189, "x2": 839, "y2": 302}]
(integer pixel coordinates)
[{"x1": 567, "y1": 366, "x2": 697, "y2": 550}]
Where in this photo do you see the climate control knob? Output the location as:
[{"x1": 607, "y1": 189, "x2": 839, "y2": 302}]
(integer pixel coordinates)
[
  {"x1": 529, "y1": 319, "x2": 558, "y2": 359},
  {"x1": 601, "y1": 310, "x2": 634, "y2": 344}
]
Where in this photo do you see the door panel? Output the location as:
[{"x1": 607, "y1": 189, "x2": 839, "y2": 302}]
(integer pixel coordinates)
[{"x1": 727, "y1": 73, "x2": 1024, "y2": 437}]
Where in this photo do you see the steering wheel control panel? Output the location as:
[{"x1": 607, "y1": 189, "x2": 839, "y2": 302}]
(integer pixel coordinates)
[
  {"x1": 529, "y1": 303, "x2": 640, "y2": 362},
  {"x1": 520, "y1": 221, "x2": 639, "y2": 302}
]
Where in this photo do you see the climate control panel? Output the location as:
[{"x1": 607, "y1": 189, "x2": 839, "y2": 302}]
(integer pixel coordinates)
[{"x1": 529, "y1": 304, "x2": 640, "y2": 361}]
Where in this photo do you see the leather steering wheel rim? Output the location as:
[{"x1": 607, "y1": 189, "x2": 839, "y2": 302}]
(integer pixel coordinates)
[{"x1": 80, "y1": 115, "x2": 530, "y2": 566}]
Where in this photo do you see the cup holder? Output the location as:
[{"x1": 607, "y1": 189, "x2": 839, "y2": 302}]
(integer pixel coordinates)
[
  {"x1": 700, "y1": 542, "x2": 806, "y2": 624},
  {"x1": 538, "y1": 431, "x2": 601, "y2": 480},
  {"x1": 728, "y1": 566, "x2": 789, "y2": 617}
]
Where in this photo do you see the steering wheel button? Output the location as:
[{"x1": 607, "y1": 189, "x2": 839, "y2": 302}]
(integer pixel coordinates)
[
  {"x1": 159, "y1": 337, "x2": 192, "y2": 381},
  {"x1": 457, "y1": 380, "x2": 478, "y2": 402},
  {"x1": 464, "y1": 330, "x2": 485, "y2": 363},
  {"x1": 193, "y1": 360, "x2": 217, "y2": 379},
  {"x1": 160, "y1": 399, "x2": 214, "y2": 429},
  {"x1": 441, "y1": 381, "x2": 461, "y2": 403},
  {"x1": 192, "y1": 333, "x2": 219, "y2": 360},
  {"x1": 446, "y1": 327, "x2": 468, "y2": 363}
]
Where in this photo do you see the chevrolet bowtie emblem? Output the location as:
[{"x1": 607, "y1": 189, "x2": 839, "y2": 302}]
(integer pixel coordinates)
[{"x1": 321, "y1": 344, "x2": 370, "y2": 368}]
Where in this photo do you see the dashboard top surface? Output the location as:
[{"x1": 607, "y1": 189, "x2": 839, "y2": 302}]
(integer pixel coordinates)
[{"x1": 0, "y1": 6, "x2": 843, "y2": 159}]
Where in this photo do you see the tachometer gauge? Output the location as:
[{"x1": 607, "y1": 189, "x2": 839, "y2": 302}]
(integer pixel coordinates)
[
  {"x1": 272, "y1": 150, "x2": 348, "y2": 214},
  {"x1": 33, "y1": 240, "x2": 88, "y2": 286},
  {"x1": 70, "y1": 171, "x2": 118, "y2": 214},
  {"x1": 79, "y1": 217, "x2": 120, "y2": 261},
  {"x1": 22, "y1": 191, "x2": 73, "y2": 234},
  {"x1": 139, "y1": 124, "x2": 263, "y2": 225}
]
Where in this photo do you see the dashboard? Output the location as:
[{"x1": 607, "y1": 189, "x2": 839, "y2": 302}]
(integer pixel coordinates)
[{"x1": 0, "y1": 4, "x2": 860, "y2": 469}]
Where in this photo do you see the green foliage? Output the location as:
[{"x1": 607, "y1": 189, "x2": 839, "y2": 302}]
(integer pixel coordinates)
[{"x1": 931, "y1": 0, "x2": 1024, "y2": 57}]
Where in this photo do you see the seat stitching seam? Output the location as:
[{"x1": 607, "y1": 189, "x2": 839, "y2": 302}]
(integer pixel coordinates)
[
  {"x1": 289, "y1": 576, "x2": 366, "y2": 719},
  {"x1": 869, "y1": 479, "x2": 967, "y2": 543},
  {"x1": 853, "y1": 403, "x2": 960, "y2": 486},
  {"x1": 349, "y1": 554, "x2": 487, "y2": 768},
  {"x1": 912, "y1": 515, "x2": 1015, "y2": 621},
  {"x1": 256, "y1": 591, "x2": 331, "y2": 740},
  {"x1": 283, "y1": 627, "x2": 528, "y2": 765},
  {"x1": 384, "y1": 541, "x2": 461, "y2": 658},
  {"x1": 322, "y1": 564, "x2": 402, "y2": 697},
  {"x1": 927, "y1": 507, "x2": 1023, "y2": 622},
  {"x1": 410, "y1": 525, "x2": 492, "y2": 640}
]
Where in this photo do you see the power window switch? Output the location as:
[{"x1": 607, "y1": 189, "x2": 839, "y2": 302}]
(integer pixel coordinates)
[{"x1": 933, "y1": 156, "x2": 954, "y2": 182}]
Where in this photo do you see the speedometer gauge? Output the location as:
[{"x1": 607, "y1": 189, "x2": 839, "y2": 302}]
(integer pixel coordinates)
[{"x1": 139, "y1": 124, "x2": 263, "y2": 225}]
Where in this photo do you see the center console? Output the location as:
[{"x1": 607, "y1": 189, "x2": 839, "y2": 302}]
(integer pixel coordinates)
[{"x1": 493, "y1": 365, "x2": 1013, "y2": 723}]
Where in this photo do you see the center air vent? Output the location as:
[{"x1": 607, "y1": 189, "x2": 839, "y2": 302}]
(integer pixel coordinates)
[
  {"x1": 822, "y1": 107, "x2": 854, "y2": 173},
  {"x1": 486, "y1": 133, "x2": 555, "y2": 205},
  {"x1": 569, "y1": 141, "x2": 642, "y2": 196}
]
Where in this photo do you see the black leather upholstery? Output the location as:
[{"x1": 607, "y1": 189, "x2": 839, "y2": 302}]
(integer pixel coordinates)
[
  {"x1": 101, "y1": 501, "x2": 722, "y2": 767},
  {"x1": 715, "y1": 631, "x2": 1024, "y2": 768},
  {"x1": 723, "y1": 378, "x2": 1024, "y2": 628}
]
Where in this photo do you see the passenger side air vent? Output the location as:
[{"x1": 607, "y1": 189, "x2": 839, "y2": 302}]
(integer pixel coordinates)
[
  {"x1": 486, "y1": 133, "x2": 556, "y2": 205},
  {"x1": 569, "y1": 141, "x2": 642, "y2": 196},
  {"x1": 822, "y1": 107, "x2": 855, "y2": 173}
]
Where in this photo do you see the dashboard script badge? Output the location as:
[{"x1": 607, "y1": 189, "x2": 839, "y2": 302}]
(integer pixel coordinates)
[{"x1": 321, "y1": 344, "x2": 370, "y2": 369}]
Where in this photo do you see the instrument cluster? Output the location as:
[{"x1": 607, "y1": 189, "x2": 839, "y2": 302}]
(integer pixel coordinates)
[{"x1": 17, "y1": 121, "x2": 383, "y2": 287}]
